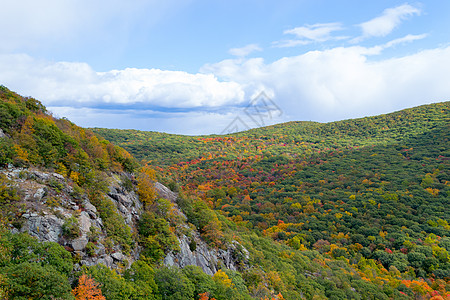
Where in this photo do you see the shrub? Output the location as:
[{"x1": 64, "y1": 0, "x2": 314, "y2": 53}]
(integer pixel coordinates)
[{"x1": 62, "y1": 216, "x2": 81, "y2": 239}]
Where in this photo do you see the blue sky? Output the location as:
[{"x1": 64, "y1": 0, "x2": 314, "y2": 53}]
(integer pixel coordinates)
[{"x1": 1, "y1": 1, "x2": 449, "y2": 134}]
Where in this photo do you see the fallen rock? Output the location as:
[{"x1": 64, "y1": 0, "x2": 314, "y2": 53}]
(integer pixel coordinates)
[
  {"x1": 83, "y1": 200, "x2": 97, "y2": 214},
  {"x1": 98, "y1": 255, "x2": 114, "y2": 268}
]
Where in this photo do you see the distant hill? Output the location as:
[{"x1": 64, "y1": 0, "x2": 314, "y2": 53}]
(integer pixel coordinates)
[{"x1": 92, "y1": 101, "x2": 449, "y2": 165}]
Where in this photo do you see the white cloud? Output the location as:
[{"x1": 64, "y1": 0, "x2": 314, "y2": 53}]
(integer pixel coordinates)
[
  {"x1": 203, "y1": 45, "x2": 450, "y2": 123},
  {"x1": 272, "y1": 39, "x2": 311, "y2": 48},
  {"x1": 229, "y1": 44, "x2": 262, "y2": 57},
  {"x1": 274, "y1": 23, "x2": 346, "y2": 47},
  {"x1": 0, "y1": 54, "x2": 245, "y2": 109},
  {"x1": 357, "y1": 4, "x2": 421, "y2": 40},
  {"x1": 383, "y1": 33, "x2": 428, "y2": 48},
  {"x1": 284, "y1": 23, "x2": 344, "y2": 41},
  {"x1": 356, "y1": 34, "x2": 429, "y2": 55}
]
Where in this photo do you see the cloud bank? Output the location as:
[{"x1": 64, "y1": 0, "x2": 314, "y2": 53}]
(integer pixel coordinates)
[
  {"x1": 0, "y1": 54, "x2": 245, "y2": 109},
  {"x1": 203, "y1": 43, "x2": 450, "y2": 122},
  {"x1": 3, "y1": 41, "x2": 449, "y2": 135}
]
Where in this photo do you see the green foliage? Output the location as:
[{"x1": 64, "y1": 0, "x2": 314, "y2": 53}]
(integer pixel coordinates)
[
  {"x1": 86, "y1": 262, "x2": 161, "y2": 299},
  {"x1": 0, "y1": 229, "x2": 74, "y2": 299},
  {"x1": 123, "y1": 260, "x2": 159, "y2": 300},
  {"x1": 181, "y1": 265, "x2": 215, "y2": 297},
  {"x1": 154, "y1": 266, "x2": 195, "y2": 300},
  {"x1": 0, "y1": 230, "x2": 73, "y2": 276},
  {"x1": 0, "y1": 262, "x2": 74, "y2": 300},
  {"x1": 62, "y1": 216, "x2": 81, "y2": 239},
  {"x1": 0, "y1": 86, "x2": 138, "y2": 178},
  {"x1": 138, "y1": 211, "x2": 179, "y2": 263},
  {"x1": 0, "y1": 174, "x2": 20, "y2": 219},
  {"x1": 86, "y1": 264, "x2": 135, "y2": 300},
  {"x1": 85, "y1": 242, "x2": 97, "y2": 257},
  {"x1": 0, "y1": 138, "x2": 14, "y2": 166}
]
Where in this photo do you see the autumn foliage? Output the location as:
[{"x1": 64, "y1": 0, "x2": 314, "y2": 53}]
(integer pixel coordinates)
[
  {"x1": 72, "y1": 274, "x2": 106, "y2": 300},
  {"x1": 137, "y1": 164, "x2": 157, "y2": 206}
]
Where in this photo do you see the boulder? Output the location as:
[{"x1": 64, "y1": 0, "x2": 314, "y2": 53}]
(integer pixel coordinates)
[
  {"x1": 78, "y1": 212, "x2": 91, "y2": 235},
  {"x1": 111, "y1": 252, "x2": 125, "y2": 261},
  {"x1": 72, "y1": 237, "x2": 89, "y2": 251},
  {"x1": 154, "y1": 182, "x2": 177, "y2": 203}
]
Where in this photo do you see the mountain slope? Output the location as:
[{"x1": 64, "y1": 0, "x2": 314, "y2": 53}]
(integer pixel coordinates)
[
  {"x1": 95, "y1": 101, "x2": 450, "y2": 299},
  {"x1": 0, "y1": 86, "x2": 252, "y2": 299}
]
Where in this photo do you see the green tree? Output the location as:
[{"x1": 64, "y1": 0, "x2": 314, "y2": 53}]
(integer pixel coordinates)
[
  {"x1": 123, "y1": 260, "x2": 159, "y2": 300},
  {"x1": 155, "y1": 267, "x2": 195, "y2": 300},
  {"x1": 0, "y1": 262, "x2": 73, "y2": 300}
]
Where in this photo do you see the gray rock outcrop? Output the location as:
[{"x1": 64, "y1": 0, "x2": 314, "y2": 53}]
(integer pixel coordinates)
[
  {"x1": 2, "y1": 167, "x2": 141, "y2": 270},
  {"x1": 164, "y1": 233, "x2": 249, "y2": 275},
  {"x1": 3, "y1": 166, "x2": 250, "y2": 276},
  {"x1": 21, "y1": 213, "x2": 64, "y2": 243}
]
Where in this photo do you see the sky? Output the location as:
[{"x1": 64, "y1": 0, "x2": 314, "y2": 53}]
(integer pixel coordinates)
[{"x1": 1, "y1": 0, "x2": 449, "y2": 135}]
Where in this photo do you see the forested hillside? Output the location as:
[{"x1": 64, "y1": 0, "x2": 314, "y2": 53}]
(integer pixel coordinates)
[
  {"x1": 1, "y1": 85, "x2": 449, "y2": 299},
  {"x1": 94, "y1": 101, "x2": 450, "y2": 299}
]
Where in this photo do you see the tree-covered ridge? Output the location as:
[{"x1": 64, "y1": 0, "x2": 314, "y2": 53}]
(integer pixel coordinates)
[
  {"x1": 0, "y1": 85, "x2": 138, "y2": 179},
  {"x1": 95, "y1": 101, "x2": 450, "y2": 298},
  {"x1": 92, "y1": 101, "x2": 449, "y2": 165}
]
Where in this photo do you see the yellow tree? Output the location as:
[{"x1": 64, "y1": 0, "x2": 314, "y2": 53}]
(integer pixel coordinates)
[
  {"x1": 213, "y1": 269, "x2": 233, "y2": 288},
  {"x1": 137, "y1": 165, "x2": 157, "y2": 206}
]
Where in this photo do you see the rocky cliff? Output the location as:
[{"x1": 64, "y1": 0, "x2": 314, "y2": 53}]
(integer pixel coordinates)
[
  {"x1": 3, "y1": 165, "x2": 248, "y2": 275},
  {"x1": 154, "y1": 183, "x2": 249, "y2": 275},
  {"x1": 3, "y1": 166, "x2": 140, "y2": 270}
]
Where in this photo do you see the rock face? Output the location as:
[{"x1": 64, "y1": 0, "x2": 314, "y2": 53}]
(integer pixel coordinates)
[
  {"x1": 164, "y1": 234, "x2": 249, "y2": 275},
  {"x1": 20, "y1": 213, "x2": 64, "y2": 243},
  {"x1": 0, "y1": 128, "x2": 6, "y2": 138},
  {"x1": 164, "y1": 235, "x2": 218, "y2": 275},
  {"x1": 160, "y1": 184, "x2": 250, "y2": 275},
  {"x1": 2, "y1": 167, "x2": 141, "y2": 270},
  {"x1": 154, "y1": 182, "x2": 177, "y2": 202},
  {"x1": 108, "y1": 175, "x2": 142, "y2": 225},
  {"x1": 3, "y1": 166, "x2": 249, "y2": 275}
]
